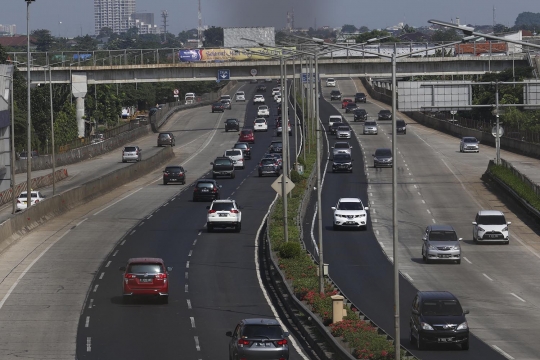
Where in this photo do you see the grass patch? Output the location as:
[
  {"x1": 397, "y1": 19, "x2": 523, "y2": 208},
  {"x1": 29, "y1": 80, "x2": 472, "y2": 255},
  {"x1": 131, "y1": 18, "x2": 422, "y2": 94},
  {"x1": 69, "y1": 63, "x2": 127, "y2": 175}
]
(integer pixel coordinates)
[{"x1": 488, "y1": 164, "x2": 540, "y2": 211}]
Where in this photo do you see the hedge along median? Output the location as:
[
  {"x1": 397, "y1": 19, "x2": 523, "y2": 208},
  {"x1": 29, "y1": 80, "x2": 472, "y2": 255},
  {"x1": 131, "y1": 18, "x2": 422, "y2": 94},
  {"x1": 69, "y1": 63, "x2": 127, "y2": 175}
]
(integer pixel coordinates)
[{"x1": 0, "y1": 146, "x2": 174, "y2": 254}]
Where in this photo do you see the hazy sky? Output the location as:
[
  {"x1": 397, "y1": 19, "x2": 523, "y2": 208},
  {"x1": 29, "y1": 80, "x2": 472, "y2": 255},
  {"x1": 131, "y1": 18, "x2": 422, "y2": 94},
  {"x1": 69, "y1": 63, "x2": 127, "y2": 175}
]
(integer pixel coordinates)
[{"x1": 1, "y1": 0, "x2": 538, "y2": 38}]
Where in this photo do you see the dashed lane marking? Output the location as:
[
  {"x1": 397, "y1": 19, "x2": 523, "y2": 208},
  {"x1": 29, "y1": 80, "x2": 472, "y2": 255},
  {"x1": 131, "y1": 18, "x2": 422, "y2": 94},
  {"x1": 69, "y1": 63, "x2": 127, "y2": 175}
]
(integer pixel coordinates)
[
  {"x1": 463, "y1": 257, "x2": 472, "y2": 264},
  {"x1": 93, "y1": 285, "x2": 99, "y2": 293},
  {"x1": 510, "y1": 293, "x2": 526, "y2": 302},
  {"x1": 187, "y1": 299, "x2": 192, "y2": 309},
  {"x1": 492, "y1": 345, "x2": 515, "y2": 360},
  {"x1": 99, "y1": 272, "x2": 104, "y2": 280},
  {"x1": 85, "y1": 316, "x2": 90, "y2": 328},
  {"x1": 483, "y1": 273, "x2": 494, "y2": 281},
  {"x1": 87, "y1": 337, "x2": 91, "y2": 352},
  {"x1": 190, "y1": 317, "x2": 196, "y2": 328},
  {"x1": 105, "y1": 261, "x2": 111, "y2": 267}
]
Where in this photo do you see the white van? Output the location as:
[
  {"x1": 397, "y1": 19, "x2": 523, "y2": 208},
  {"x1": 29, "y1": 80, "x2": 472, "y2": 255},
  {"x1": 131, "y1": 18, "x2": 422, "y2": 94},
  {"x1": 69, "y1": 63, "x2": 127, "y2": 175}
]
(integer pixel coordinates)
[
  {"x1": 185, "y1": 92, "x2": 195, "y2": 104},
  {"x1": 224, "y1": 149, "x2": 245, "y2": 169},
  {"x1": 329, "y1": 115, "x2": 343, "y2": 127},
  {"x1": 235, "y1": 91, "x2": 245, "y2": 102}
]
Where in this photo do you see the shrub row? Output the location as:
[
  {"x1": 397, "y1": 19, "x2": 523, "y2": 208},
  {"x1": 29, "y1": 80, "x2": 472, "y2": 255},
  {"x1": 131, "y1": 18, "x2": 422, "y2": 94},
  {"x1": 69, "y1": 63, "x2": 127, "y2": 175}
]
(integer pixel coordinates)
[{"x1": 488, "y1": 164, "x2": 540, "y2": 211}]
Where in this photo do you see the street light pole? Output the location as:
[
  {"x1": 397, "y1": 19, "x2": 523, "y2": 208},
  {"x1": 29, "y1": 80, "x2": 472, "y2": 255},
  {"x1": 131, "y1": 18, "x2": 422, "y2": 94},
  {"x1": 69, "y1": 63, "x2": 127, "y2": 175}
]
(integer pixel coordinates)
[
  {"x1": 26, "y1": 0, "x2": 33, "y2": 206},
  {"x1": 280, "y1": 56, "x2": 288, "y2": 243},
  {"x1": 48, "y1": 65, "x2": 56, "y2": 194}
]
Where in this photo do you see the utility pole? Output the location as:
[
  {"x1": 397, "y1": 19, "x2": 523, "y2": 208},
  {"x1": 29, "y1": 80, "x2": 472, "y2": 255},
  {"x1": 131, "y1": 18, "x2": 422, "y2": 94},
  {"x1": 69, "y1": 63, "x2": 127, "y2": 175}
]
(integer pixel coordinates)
[
  {"x1": 197, "y1": 0, "x2": 203, "y2": 48},
  {"x1": 161, "y1": 10, "x2": 168, "y2": 43}
]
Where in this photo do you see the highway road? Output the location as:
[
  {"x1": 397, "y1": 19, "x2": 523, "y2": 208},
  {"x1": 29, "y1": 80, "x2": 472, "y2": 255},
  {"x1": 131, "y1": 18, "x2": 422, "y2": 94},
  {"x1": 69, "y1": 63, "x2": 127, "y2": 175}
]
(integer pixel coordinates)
[
  {"x1": 0, "y1": 82, "x2": 308, "y2": 360},
  {"x1": 302, "y1": 78, "x2": 540, "y2": 360}
]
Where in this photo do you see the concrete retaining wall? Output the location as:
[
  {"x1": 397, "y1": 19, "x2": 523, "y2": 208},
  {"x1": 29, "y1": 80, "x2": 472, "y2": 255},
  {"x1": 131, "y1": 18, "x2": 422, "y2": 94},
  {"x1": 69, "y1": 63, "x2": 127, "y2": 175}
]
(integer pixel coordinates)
[
  {"x1": 0, "y1": 169, "x2": 68, "y2": 207},
  {"x1": 0, "y1": 147, "x2": 174, "y2": 253}
]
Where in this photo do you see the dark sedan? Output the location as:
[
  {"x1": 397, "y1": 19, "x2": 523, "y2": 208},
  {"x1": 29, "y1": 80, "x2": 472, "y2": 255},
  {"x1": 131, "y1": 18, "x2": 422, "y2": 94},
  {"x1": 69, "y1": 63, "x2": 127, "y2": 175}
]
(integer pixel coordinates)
[
  {"x1": 372, "y1": 148, "x2": 393, "y2": 168},
  {"x1": 330, "y1": 122, "x2": 342, "y2": 135},
  {"x1": 353, "y1": 108, "x2": 368, "y2": 121},
  {"x1": 345, "y1": 102, "x2": 358, "y2": 113},
  {"x1": 193, "y1": 179, "x2": 222, "y2": 201},
  {"x1": 332, "y1": 153, "x2": 353, "y2": 173},
  {"x1": 163, "y1": 166, "x2": 186, "y2": 185},
  {"x1": 354, "y1": 92, "x2": 367, "y2": 103},
  {"x1": 212, "y1": 102, "x2": 225, "y2": 113},
  {"x1": 378, "y1": 109, "x2": 392, "y2": 120},
  {"x1": 234, "y1": 142, "x2": 252, "y2": 159}
]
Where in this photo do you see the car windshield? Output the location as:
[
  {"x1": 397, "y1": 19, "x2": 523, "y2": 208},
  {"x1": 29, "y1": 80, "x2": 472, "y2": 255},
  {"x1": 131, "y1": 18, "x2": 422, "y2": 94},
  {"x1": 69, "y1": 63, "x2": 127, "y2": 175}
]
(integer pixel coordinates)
[
  {"x1": 259, "y1": 106, "x2": 268, "y2": 110},
  {"x1": 327, "y1": 78, "x2": 335, "y2": 82},
  {"x1": 337, "y1": 201, "x2": 363, "y2": 210},
  {"x1": 429, "y1": 231, "x2": 458, "y2": 241},
  {"x1": 214, "y1": 159, "x2": 231, "y2": 165},
  {"x1": 127, "y1": 263, "x2": 164, "y2": 274},
  {"x1": 334, "y1": 154, "x2": 351, "y2": 162},
  {"x1": 421, "y1": 300, "x2": 463, "y2": 316},
  {"x1": 261, "y1": 159, "x2": 275, "y2": 165},
  {"x1": 365, "y1": 122, "x2": 376, "y2": 126},
  {"x1": 380, "y1": 110, "x2": 391, "y2": 114},
  {"x1": 242, "y1": 325, "x2": 283, "y2": 339},
  {"x1": 165, "y1": 167, "x2": 183, "y2": 172},
  {"x1": 225, "y1": 150, "x2": 241, "y2": 157},
  {"x1": 334, "y1": 143, "x2": 349, "y2": 149},
  {"x1": 375, "y1": 149, "x2": 392, "y2": 157},
  {"x1": 212, "y1": 202, "x2": 235, "y2": 211},
  {"x1": 464, "y1": 137, "x2": 478, "y2": 143},
  {"x1": 124, "y1": 147, "x2": 137, "y2": 152},
  {"x1": 272, "y1": 142, "x2": 282, "y2": 147},
  {"x1": 396, "y1": 120, "x2": 406, "y2": 126},
  {"x1": 477, "y1": 215, "x2": 506, "y2": 225},
  {"x1": 355, "y1": 109, "x2": 366, "y2": 114},
  {"x1": 338, "y1": 127, "x2": 350, "y2": 131}
]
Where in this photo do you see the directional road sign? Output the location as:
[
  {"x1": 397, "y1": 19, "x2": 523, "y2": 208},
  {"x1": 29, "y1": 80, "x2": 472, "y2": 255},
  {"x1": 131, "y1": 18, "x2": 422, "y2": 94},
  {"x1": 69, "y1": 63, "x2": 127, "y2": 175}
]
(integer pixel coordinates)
[
  {"x1": 218, "y1": 69, "x2": 230, "y2": 80},
  {"x1": 271, "y1": 174, "x2": 295, "y2": 196},
  {"x1": 301, "y1": 73, "x2": 317, "y2": 83}
]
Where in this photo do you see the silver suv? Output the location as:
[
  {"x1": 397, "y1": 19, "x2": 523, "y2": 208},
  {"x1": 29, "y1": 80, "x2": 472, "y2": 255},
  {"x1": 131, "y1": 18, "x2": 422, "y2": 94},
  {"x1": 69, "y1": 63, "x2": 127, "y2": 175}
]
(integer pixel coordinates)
[
  {"x1": 422, "y1": 224, "x2": 462, "y2": 264},
  {"x1": 472, "y1": 210, "x2": 510, "y2": 244},
  {"x1": 226, "y1": 318, "x2": 289, "y2": 360}
]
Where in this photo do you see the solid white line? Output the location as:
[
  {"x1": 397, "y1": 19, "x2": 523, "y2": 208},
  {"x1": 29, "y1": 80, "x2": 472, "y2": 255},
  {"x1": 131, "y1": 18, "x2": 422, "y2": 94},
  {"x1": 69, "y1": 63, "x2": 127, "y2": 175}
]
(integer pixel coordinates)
[
  {"x1": 85, "y1": 316, "x2": 90, "y2": 328},
  {"x1": 93, "y1": 188, "x2": 143, "y2": 215},
  {"x1": 483, "y1": 273, "x2": 493, "y2": 281},
  {"x1": 432, "y1": 219, "x2": 436, "y2": 223},
  {"x1": 138, "y1": 222, "x2": 145, "y2": 227},
  {"x1": 147, "y1": 215, "x2": 153, "y2": 219},
  {"x1": 186, "y1": 261, "x2": 190, "y2": 268},
  {"x1": 403, "y1": 273, "x2": 414, "y2": 282},
  {"x1": 492, "y1": 345, "x2": 515, "y2": 359},
  {"x1": 190, "y1": 317, "x2": 196, "y2": 328},
  {"x1": 99, "y1": 272, "x2": 105, "y2": 280},
  {"x1": 310, "y1": 202, "x2": 319, "y2": 256},
  {"x1": 510, "y1": 293, "x2": 526, "y2": 302},
  {"x1": 187, "y1": 299, "x2": 192, "y2": 309},
  {"x1": 379, "y1": 241, "x2": 384, "y2": 247},
  {"x1": 421, "y1": 200, "x2": 426, "y2": 204},
  {"x1": 194, "y1": 336, "x2": 200, "y2": 351},
  {"x1": 413, "y1": 185, "x2": 417, "y2": 188},
  {"x1": 88, "y1": 299, "x2": 94, "y2": 309},
  {"x1": 112, "y1": 250, "x2": 118, "y2": 256},
  {"x1": 93, "y1": 285, "x2": 99, "y2": 293},
  {"x1": 254, "y1": 194, "x2": 309, "y2": 359},
  {"x1": 426, "y1": 209, "x2": 431, "y2": 214},
  {"x1": 185, "y1": 284, "x2": 189, "y2": 292},
  {"x1": 76, "y1": 218, "x2": 88, "y2": 227},
  {"x1": 87, "y1": 337, "x2": 91, "y2": 352},
  {"x1": 417, "y1": 192, "x2": 421, "y2": 195},
  {"x1": 373, "y1": 219, "x2": 378, "y2": 223},
  {"x1": 463, "y1": 257, "x2": 472, "y2": 264}
]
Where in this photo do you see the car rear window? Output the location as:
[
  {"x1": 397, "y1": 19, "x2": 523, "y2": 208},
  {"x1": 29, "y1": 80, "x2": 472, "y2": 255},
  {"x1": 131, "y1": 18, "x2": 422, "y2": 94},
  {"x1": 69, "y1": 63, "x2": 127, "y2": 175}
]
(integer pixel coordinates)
[
  {"x1": 261, "y1": 159, "x2": 275, "y2": 165},
  {"x1": 380, "y1": 110, "x2": 391, "y2": 114},
  {"x1": 241, "y1": 130, "x2": 252, "y2": 135},
  {"x1": 226, "y1": 119, "x2": 237, "y2": 123},
  {"x1": 429, "y1": 231, "x2": 457, "y2": 241},
  {"x1": 19, "y1": 193, "x2": 38, "y2": 198},
  {"x1": 214, "y1": 159, "x2": 231, "y2": 166},
  {"x1": 334, "y1": 143, "x2": 349, "y2": 149},
  {"x1": 259, "y1": 106, "x2": 268, "y2": 109},
  {"x1": 124, "y1": 147, "x2": 137, "y2": 152},
  {"x1": 165, "y1": 166, "x2": 183, "y2": 172},
  {"x1": 197, "y1": 182, "x2": 214, "y2": 188},
  {"x1": 255, "y1": 119, "x2": 266, "y2": 123},
  {"x1": 159, "y1": 133, "x2": 171, "y2": 138},
  {"x1": 225, "y1": 150, "x2": 241, "y2": 157},
  {"x1": 365, "y1": 122, "x2": 376, "y2": 126},
  {"x1": 234, "y1": 143, "x2": 247, "y2": 149},
  {"x1": 212, "y1": 202, "x2": 235, "y2": 211},
  {"x1": 421, "y1": 300, "x2": 463, "y2": 316},
  {"x1": 338, "y1": 126, "x2": 350, "y2": 131},
  {"x1": 396, "y1": 120, "x2": 406, "y2": 126},
  {"x1": 127, "y1": 263, "x2": 164, "y2": 274},
  {"x1": 337, "y1": 202, "x2": 363, "y2": 210},
  {"x1": 477, "y1": 215, "x2": 506, "y2": 225},
  {"x1": 331, "y1": 90, "x2": 340, "y2": 94},
  {"x1": 271, "y1": 142, "x2": 282, "y2": 147},
  {"x1": 327, "y1": 78, "x2": 335, "y2": 81},
  {"x1": 242, "y1": 325, "x2": 283, "y2": 339}
]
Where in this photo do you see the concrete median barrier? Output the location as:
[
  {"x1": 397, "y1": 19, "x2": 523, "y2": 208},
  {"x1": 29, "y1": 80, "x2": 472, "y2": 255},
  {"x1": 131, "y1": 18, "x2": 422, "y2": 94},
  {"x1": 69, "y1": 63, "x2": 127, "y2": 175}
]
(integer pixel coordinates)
[{"x1": 0, "y1": 147, "x2": 174, "y2": 253}]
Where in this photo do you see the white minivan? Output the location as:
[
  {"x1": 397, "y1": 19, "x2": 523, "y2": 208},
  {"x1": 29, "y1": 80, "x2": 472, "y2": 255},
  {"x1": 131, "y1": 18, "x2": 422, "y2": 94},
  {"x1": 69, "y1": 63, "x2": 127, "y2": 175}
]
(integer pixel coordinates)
[
  {"x1": 224, "y1": 149, "x2": 245, "y2": 169},
  {"x1": 235, "y1": 91, "x2": 245, "y2": 102},
  {"x1": 472, "y1": 210, "x2": 511, "y2": 244}
]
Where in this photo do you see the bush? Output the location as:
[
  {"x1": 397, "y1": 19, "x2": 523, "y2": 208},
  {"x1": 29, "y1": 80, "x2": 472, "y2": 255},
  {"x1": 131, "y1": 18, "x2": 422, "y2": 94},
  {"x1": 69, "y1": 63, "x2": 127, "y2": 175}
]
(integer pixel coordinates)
[
  {"x1": 290, "y1": 169, "x2": 304, "y2": 184},
  {"x1": 279, "y1": 241, "x2": 302, "y2": 259},
  {"x1": 489, "y1": 164, "x2": 540, "y2": 211}
]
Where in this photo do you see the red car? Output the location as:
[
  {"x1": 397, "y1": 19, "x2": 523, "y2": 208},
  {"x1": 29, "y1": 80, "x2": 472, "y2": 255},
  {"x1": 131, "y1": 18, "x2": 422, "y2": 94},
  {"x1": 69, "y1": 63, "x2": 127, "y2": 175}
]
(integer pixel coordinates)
[
  {"x1": 341, "y1": 98, "x2": 353, "y2": 108},
  {"x1": 239, "y1": 129, "x2": 255, "y2": 144},
  {"x1": 120, "y1": 257, "x2": 172, "y2": 304}
]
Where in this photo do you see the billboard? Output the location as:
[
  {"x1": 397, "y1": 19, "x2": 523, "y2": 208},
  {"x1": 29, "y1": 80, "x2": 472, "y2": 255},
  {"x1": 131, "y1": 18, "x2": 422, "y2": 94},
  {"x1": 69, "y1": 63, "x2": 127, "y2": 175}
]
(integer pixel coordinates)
[
  {"x1": 398, "y1": 81, "x2": 472, "y2": 111},
  {"x1": 178, "y1": 47, "x2": 296, "y2": 62},
  {"x1": 223, "y1": 27, "x2": 275, "y2": 48}
]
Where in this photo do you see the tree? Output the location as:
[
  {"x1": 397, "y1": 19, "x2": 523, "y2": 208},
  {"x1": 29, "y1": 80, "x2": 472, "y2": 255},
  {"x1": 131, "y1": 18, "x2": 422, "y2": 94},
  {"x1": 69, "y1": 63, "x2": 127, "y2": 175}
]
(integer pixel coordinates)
[
  {"x1": 178, "y1": 29, "x2": 197, "y2": 44},
  {"x1": 54, "y1": 102, "x2": 78, "y2": 146},
  {"x1": 358, "y1": 26, "x2": 369, "y2": 33},
  {"x1": 402, "y1": 24, "x2": 415, "y2": 34},
  {"x1": 355, "y1": 29, "x2": 398, "y2": 43},
  {"x1": 98, "y1": 27, "x2": 114, "y2": 39},
  {"x1": 430, "y1": 28, "x2": 461, "y2": 42},
  {"x1": 493, "y1": 24, "x2": 511, "y2": 33},
  {"x1": 73, "y1": 35, "x2": 98, "y2": 51},
  {"x1": 203, "y1": 26, "x2": 223, "y2": 47},
  {"x1": 31, "y1": 29, "x2": 54, "y2": 52},
  {"x1": 515, "y1": 12, "x2": 540, "y2": 27},
  {"x1": 0, "y1": 44, "x2": 7, "y2": 63},
  {"x1": 341, "y1": 24, "x2": 357, "y2": 33}
]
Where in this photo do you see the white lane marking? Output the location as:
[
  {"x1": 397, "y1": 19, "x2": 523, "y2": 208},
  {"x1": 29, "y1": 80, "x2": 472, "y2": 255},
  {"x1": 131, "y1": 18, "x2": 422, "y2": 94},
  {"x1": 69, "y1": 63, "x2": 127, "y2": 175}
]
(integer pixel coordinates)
[
  {"x1": 379, "y1": 241, "x2": 384, "y2": 247},
  {"x1": 193, "y1": 239, "x2": 198, "y2": 245},
  {"x1": 403, "y1": 273, "x2": 414, "y2": 282},
  {"x1": 426, "y1": 209, "x2": 431, "y2": 214},
  {"x1": 194, "y1": 336, "x2": 201, "y2": 351},
  {"x1": 147, "y1": 215, "x2": 153, "y2": 219},
  {"x1": 0, "y1": 220, "x2": 86, "y2": 310},
  {"x1": 185, "y1": 272, "x2": 189, "y2": 279},
  {"x1": 373, "y1": 219, "x2": 378, "y2": 223},
  {"x1": 105, "y1": 261, "x2": 111, "y2": 267},
  {"x1": 492, "y1": 345, "x2": 515, "y2": 359},
  {"x1": 130, "y1": 230, "x2": 136, "y2": 235},
  {"x1": 185, "y1": 284, "x2": 189, "y2": 292},
  {"x1": 99, "y1": 272, "x2": 105, "y2": 280},
  {"x1": 76, "y1": 218, "x2": 88, "y2": 227},
  {"x1": 188, "y1": 250, "x2": 193, "y2": 257},
  {"x1": 432, "y1": 219, "x2": 436, "y2": 223},
  {"x1": 138, "y1": 222, "x2": 145, "y2": 227},
  {"x1": 163, "y1": 203, "x2": 168, "y2": 207},
  {"x1": 190, "y1": 317, "x2": 196, "y2": 328},
  {"x1": 186, "y1": 261, "x2": 190, "y2": 268},
  {"x1": 255, "y1": 194, "x2": 309, "y2": 360},
  {"x1": 187, "y1": 299, "x2": 192, "y2": 309},
  {"x1": 85, "y1": 316, "x2": 90, "y2": 328},
  {"x1": 417, "y1": 192, "x2": 421, "y2": 196},
  {"x1": 88, "y1": 299, "x2": 94, "y2": 309},
  {"x1": 310, "y1": 202, "x2": 319, "y2": 256},
  {"x1": 93, "y1": 285, "x2": 99, "y2": 293},
  {"x1": 376, "y1": 230, "x2": 380, "y2": 235},
  {"x1": 510, "y1": 293, "x2": 526, "y2": 302},
  {"x1": 197, "y1": 231, "x2": 202, "y2": 236},
  {"x1": 421, "y1": 200, "x2": 426, "y2": 204},
  {"x1": 463, "y1": 257, "x2": 472, "y2": 264},
  {"x1": 112, "y1": 250, "x2": 119, "y2": 256},
  {"x1": 372, "y1": 209, "x2": 376, "y2": 214},
  {"x1": 120, "y1": 239, "x2": 126, "y2": 245},
  {"x1": 93, "y1": 188, "x2": 143, "y2": 215},
  {"x1": 87, "y1": 337, "x2": 91, "y2": 352},
  {"x1": 483, "y1": 273, "x2": 494, "y2": 281},
  {"x1": 413, "y1": 185, "x2": 417, "y2": 189}
]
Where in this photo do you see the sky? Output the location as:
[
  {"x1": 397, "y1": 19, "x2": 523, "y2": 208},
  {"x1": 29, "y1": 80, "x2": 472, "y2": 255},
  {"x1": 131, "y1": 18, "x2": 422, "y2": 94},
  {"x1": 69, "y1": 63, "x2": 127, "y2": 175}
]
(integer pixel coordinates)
[{"x1": 1, "y1": 0, "x2": 539, "y2": 38}]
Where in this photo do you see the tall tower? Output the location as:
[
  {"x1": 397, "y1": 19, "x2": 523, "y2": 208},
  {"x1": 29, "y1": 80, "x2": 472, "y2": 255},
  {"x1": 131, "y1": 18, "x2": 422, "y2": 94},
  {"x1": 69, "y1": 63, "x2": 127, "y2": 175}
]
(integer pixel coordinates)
[
  {"x1": 198, "y1": 0, "x2": 203, "y2": 48},
  {"x1": 493, "y1": 5, "x2": 496, "y2": 28},
  {"x1": 94, "y1": 0, "x2": 136, "y2": 35},
  {"x1": 162, "y1": 10, "x2": 168, "y2": 42},
  {"x1": 291, "y1": 8, "x2": 295, "y2": 30},
  {"x1": 287, "y1": 12, "x2": 291, "y2": 31}
]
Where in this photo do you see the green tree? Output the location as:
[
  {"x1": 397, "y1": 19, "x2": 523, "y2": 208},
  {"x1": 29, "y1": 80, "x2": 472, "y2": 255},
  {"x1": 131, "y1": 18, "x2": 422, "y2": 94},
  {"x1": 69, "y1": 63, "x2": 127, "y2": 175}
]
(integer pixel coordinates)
[
  {"x1": 515, "y1": 12, "x2": 540, "y2": 27},
  {"x1": 178, "y1": 29, "x2": 197, "y2": 44},
  {"x1": 54, "y1": 102, "x2": 78, "y2": 146},
  {"x1": 402, "y1": 24, "x2": 415, "y2": 34},
  {"x1": 430, "y1": 28, "x2": 461, "y2": 42},
  {"x1": 358, "y1": 26, "x2": 370, "y2": 33},
  {"x1": 73, "y1": 35, "x2": 98, "y2": 51},
  {"x1": 493, "y1": 24, "x2": 511, "y2": 33},
  {"x1": 355, "y1": 29, "x2": 398, "y2": 43},
  {"x1": 203, "y1": 26, "x2": 224, "y2": 47},
  {"x1": 98, "y1": 27, "x2": 114, "y2": 39},
  {"x1": 341, "y1": 24, "x2": 357, "y2": 33},
  {"x1": 31, "y1": 29, "x2": 55, "y2": 51},
  {"x1": 0, "y1": 44, "x2": 8, "y2": 63}
]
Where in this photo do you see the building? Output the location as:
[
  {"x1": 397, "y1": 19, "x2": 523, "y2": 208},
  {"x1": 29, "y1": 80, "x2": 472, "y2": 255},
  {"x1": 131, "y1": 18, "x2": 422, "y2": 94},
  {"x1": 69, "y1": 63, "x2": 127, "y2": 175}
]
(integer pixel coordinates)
[
  {"x1": 127, "y1": 13, "x2": 159, "y2": 34},
  {"x1": 0, "y1": 35, "x2": 36, "y2": 50},
  {"x1": 94, "y1": 0, "x2": 136, "y2": 35},
  {"x1": 0, "y1": 24, "x2": 16, "y2": 36}
]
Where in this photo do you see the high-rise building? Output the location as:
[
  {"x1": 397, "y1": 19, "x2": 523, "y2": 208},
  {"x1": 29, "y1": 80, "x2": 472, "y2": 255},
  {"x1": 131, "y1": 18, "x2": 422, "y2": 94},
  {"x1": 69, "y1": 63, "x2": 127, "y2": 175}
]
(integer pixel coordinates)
[
  {"x1": 94, "y1": 0, "x2": 136, "y2": 35},
  {"x1": 0, "y1": 24, "x2": 17, "y2": 36}
]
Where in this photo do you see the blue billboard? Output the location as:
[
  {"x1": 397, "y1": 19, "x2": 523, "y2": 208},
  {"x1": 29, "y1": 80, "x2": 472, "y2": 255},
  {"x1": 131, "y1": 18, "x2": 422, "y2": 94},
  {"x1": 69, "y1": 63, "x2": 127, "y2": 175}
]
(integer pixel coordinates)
[{"x1": 179, "y1": 49, "x2": 202, "y2": 62}]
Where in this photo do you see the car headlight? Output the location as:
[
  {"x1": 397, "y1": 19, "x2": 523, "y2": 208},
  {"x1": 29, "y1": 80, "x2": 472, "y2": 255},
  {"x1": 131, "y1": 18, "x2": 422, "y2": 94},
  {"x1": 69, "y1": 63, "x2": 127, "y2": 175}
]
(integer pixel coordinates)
[
  {"x1": 359, "y1": 213, "x2": 366, "y2": 217},
  {"x1": 478, "y1": 226, "x2": 485, "y2": 232},
  {"x1": 451, "y1": 245, "x2": 460, "y2": 250},
  {"x1": 456, "y1": 321, "x2": 468, "y2": 330},
  {"x1": 428, "y1": 245, "x2": 436, "y2": 250},
  {"x1": 502, "y1": 226, "x2": 508, "y2": 232},
  {"x1": 420, "y1": 322, "x2": 434, "y2": 331}
]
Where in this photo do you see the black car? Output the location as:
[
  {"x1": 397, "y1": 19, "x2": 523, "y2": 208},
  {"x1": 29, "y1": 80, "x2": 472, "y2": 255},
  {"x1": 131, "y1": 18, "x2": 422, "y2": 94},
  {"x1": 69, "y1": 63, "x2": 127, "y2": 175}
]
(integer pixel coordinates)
[
  {"x1": 212, "y1": 102, "x2": 225, "y2": 113},
  {"x1": 211, "y1": 157, "x2": 235, "y2": 179},
  {"x1": 378, "y1": 109, "x2": 392, "y2": 120},
  {"x1": 353, "y1": 108, "x2": 368, "y2": 122},
  {"x1": 256, "y1": 85, "x2": 267, "y2": 92},
  {"x1": 225, "y1": 118, "x2": 240, "y2": 132},
  {"x1": 396, "y1": 119, "x2": 407, "y2": 134},
  {"x1": 269, "y1": 141, "x2": 283, "y2": 154},
  {"x1": 354, "y1": 92, "x2": 367, "y2": 103},
  {"x1": 372, "y1": 148, "x2": 393, "y2": 168},
  {"x1": 332, "y1": 153, "x2": 353, "y2": 173},
  {"x1": 330, "y1": 122, "x2": 343, "y2": 135},
  {"x1": 345, "y1": 102, "x2": 358, "y2": 113},
  {"x1": 163, "y1": 166, "x2": 186, "y2": 185},
  {"x1": 193, "y1": 179, "x2": 222, "y2": 202},
  {"x1": 409, "y1": 291, "x2": 470, "y2": 350},
  {"x1": 234, "y1": 142, "x2": 252, "y2": 160},
  {"x1": 258, "y1": 158, "x2": 281, "y2": 177},
  {"x1": 330, "y1": 90, "x2": 342, "y2": 100}
]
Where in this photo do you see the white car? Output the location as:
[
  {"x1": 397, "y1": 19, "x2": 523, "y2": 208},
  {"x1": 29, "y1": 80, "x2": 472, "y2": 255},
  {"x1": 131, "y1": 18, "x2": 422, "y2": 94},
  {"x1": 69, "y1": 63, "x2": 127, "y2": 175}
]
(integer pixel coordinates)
[
  {"x1": 326, "y1": 78, "x2": 336, "y2": 87},
  {"x1": 206, "y1": 199, "x2": 242, "y2": 232},
  {"x1": 253, "y1": 94, "x2": 265, "y2": 104},
  {"x1": 271, "y1": 87, "x2": 281, "y2": 96},
  {"x1": 220, "y1": 94, "x2": 231, "y2": 102},
  {"x1": 235, "y1": 91, "x2": 245, "y2": 102},
  {"x1": 257, "y1": 105, "x2": 270, "y2": 117},
  {"x1": 332, "y1": 198, "x2": 369, "y2": 230},
  {"x1": 224, "y1": 149, "x2": 245, "y2": 169},
  {"x1": 16, "y1": 190, "x2": 45, "y2": 211},
  {"x1": 254, "y1": 118, "x2": 268, "y2": 132},
  {"x1": 274, "y1": 92, "x2": 282, "y2": 101},
  {"x1": 276, "y1": 95, "x2": 282, "y2": 104},
  {"x1": 328, "y1": 115, "x2": 343, "y2": 128},
  {"x1": 472, "y1": 210, "x2": 511, "y2": 244},
  {"x1": 332, "y1": 142, "x2": 352, "y2": 157}
]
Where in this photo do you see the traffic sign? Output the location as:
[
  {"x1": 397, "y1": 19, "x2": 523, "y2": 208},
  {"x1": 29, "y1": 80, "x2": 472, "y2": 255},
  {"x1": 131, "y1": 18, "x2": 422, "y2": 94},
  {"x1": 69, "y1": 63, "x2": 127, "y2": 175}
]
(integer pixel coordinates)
[
  {"x1": 250, "y1": 69, "x2": 258, "y2": 76},
  {"x1": 301, "y1": 73, "x2": 317, "y2": 83},
  {"x1": 492, "y1": 126, "x2": 504, "y2": 137},
  {"x1": 173, "y1": 89, "x2": 179, "y2": 95},
  {"x1": 218, "y1": 69, "x2": 230, "y2": 80},
  {"x1": 271, "y1": 175, "x2": 295, "y2": 196}
]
